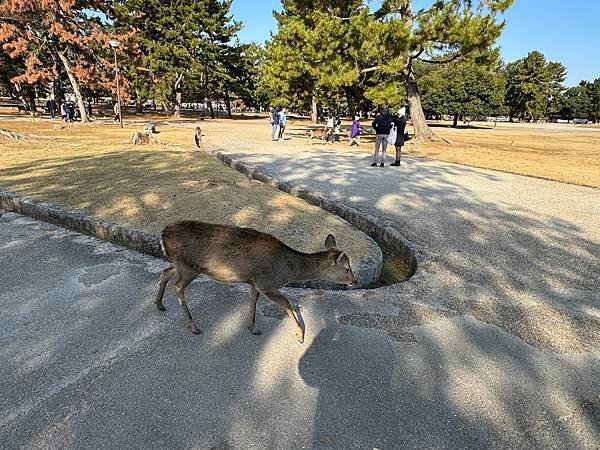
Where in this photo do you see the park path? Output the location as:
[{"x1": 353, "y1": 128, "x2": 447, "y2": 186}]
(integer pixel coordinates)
[
  {"x1": 2, "y1": 210, "x2": 600, "y2": 448},
  {"x1": 206, "y1": 136, "x2": 600, "y2": 354}
]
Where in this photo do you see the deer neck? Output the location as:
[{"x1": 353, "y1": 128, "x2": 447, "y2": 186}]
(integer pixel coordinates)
[{"x1": 292, "y1": 251, "x2": 329, "y2": 281}]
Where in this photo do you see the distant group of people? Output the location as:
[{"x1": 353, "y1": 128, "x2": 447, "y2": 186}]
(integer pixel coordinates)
[
  {"x1": 269, "y1": 107, "x2": 287, "y2": 140},
  {"x1": 45, "y1": 99, "x2": 94, "y2": 122},
  {"x1": 266, "y1": 105, "x2": 408, "y2": 166},
  {"x1": 371, "y1": 107, "x2": 407, "y2": 167}
]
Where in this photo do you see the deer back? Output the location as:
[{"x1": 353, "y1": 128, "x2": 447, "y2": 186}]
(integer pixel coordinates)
[{"x1": 161, "y1": 221, "x2": 298, "y2": 285}]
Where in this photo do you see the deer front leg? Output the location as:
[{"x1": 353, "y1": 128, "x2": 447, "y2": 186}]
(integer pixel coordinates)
[
  {"x1": 174, "y1": 271, "x2": 201, "y2": 335},
  {"x1": 155, "y1": 266, "x2": 176, "y2": 311},
  {"x1": 248, "y1": 284, "x2": 261, "y2": 335},
  {"x1": 260, "y1": 288, "x2": 304, "y2": 344}
]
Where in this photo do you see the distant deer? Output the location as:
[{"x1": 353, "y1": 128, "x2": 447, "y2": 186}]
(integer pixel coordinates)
[
  {"x1": 308, "y1": 127, "x2": 333, "y2": 144},
  {"x1": 155, "y1": 221, "x2": 357, "y2": 343},
  {"x1": 194, "y1": 126, "x2": 202, "y2": 148}
]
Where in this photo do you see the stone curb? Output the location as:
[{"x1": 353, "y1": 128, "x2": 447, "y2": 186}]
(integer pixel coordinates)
[
  {"x1": 0, "y1": 189, "x2": 381, "y2": 290},
  {"x1": 208, "y1": 149, "x2": 418, "y2": 280},
  {"x1": 0, "y1": 190, "x2": 163, "y2": 259}
]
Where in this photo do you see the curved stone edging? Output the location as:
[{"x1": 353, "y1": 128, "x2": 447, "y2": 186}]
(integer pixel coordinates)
[
  {"x1": 0, "y1": 191, "x2": 163, "y2": 258},
  {"x1": 0, "y1": 189, "x2": 383, "y2": 289},
  {"x1": 208, "y1": 149, "x2": 419, "y2": 281}
]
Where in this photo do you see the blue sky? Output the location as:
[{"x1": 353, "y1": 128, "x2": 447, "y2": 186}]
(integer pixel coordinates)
[{"x1": 230, "y1": 0, "x2": 600, "y2": 86}]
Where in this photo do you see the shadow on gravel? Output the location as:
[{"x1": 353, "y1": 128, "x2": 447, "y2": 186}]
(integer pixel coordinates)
[
  {"x1": 1, "y1": 211, "x2": 599, "y2": 448},
  {"x1": 212, "y1": 149, "x2": 600, "y2": 353}
]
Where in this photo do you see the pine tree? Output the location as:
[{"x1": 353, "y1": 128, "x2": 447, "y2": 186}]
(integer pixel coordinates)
[
  {"x1": 505, "y1": 51, "x2": 567, "y2": 120},
  {"x1": 418, "y1": 52, "x2": 506, "y2": 126},
  {"x1": 114, "y1": 0, "x2": 240, "y2": 118},
  {"x1": 262, "y1": 0, "x2": 368, "y2": 123},
  {"x1": 370, "y1": 0, "x2": 513, "y2": 140}
]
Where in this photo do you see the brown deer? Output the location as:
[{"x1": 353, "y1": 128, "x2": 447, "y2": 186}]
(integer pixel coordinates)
[
  {"x1": 308, "y1": 127, "x2": 333, "y2": 144},
  {"x1": 194, "y1": 126, "x2": 202, "y2": 148},
  {"x1": 155, "y1": 221, "x2": 357, "y2": 343}
]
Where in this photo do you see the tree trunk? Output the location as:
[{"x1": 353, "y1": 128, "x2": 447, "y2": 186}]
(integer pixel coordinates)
[
  {"x1": 135, "y1": 91, "x2": 143, "y2": 114},
  {"x1": 174, "y1": 90, "x2": 181, "y2": 118},
  {"x1": 208, "y1": 100, "x2": 215, "y2": 119},
  {"x1": 51, "y1": 54, "x2": 64, "y2": 112},
  {"x1": 57, "y1": 51, "x2": 89, "y2": 123},
  {"x1": 345, "y1": 87, "x2": 356, "y2": 118},
  {"x1": 215, "y1": 96, "x2": 219, "y2": 118},
  {"x1": 173, "y1": 73, "x2": 183, "y2": 118},
  {"x1": 13, "y1": 83, "x2": 32, "y2": 113},
  {"x1": 452, "y1": 113, "x2": 459, "y2": 128},
  {"x1": 311, "y1": 95, "x2": 318, "y2": 124},
  {"x1": 406, "y1": 77, "x2": 438, "y2": 141},
  {"x1": 224, "y1": 91, "x2": 232, "y2": 118},
  {"x1": 161, "y1": 101, "x2": 172, "y2": 115}
]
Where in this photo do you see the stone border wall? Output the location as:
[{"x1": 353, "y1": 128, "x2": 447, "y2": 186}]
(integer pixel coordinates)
[
  {"x1": 0, "y1": 191, "x2": 163, "y2": 257},
  {"x1": 208, "y1": 150, "x2": 418, "y2": 280},
  {"x1": 0, "y1": 189, "x2": 383, "y2": 289}
]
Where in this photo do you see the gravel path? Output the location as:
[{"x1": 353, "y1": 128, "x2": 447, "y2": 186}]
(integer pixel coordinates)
[{"x1": 208, "y1": 140, "x2": 600, "y2": 354}]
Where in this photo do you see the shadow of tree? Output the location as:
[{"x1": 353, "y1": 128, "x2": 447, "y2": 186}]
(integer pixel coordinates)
[
  {"x1": 206, "y1": 147, "x2": 600, "y2": 354},
  {"x1": 0, "y1": 148, "x2": 376, "y2": 265}
]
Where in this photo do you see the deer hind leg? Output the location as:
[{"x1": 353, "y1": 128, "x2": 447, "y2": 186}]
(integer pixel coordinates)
[
  {"x1": 155, "y1": 266, "x2": 176, "y2": 311},
  {"x1": 248, "y1": 284, "x2": 261, "y2": 335},
  {"x1": 174, "y1": 268, "x2": 201, "y2": 334},
  {"x1": 260, "y1": 288, "x2": 304, "y2": 343}
]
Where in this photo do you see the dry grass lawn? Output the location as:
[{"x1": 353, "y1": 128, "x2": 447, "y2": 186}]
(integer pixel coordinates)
[
  {"x1": 0, "y1": 116, "x2": 374, "y2": 260},
  {"x1": 407, "y1": 122, "x2": 600, "y2": 188}
]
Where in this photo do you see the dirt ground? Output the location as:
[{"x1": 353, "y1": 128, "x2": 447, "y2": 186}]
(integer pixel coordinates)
[{"x1": 0, "y1": 115, "x2": 375, "y2": 264}]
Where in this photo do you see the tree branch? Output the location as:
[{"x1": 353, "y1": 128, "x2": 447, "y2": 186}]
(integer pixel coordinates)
[
  {"x1": 418, "y1": 54, "x2": 464, "y2": 64},
  {"x1": 360, "y1": 66, "x2": 379, "y2": 74}
]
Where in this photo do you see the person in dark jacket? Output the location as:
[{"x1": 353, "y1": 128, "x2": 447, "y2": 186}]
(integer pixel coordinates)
[
  {"x1": 371, "y1": 108, "x2": 392, "y2": 167},
  {"x1": 46, "y1": 99, "x2": 57, "y2": 120},
  {"x1": 270, "y1": 107, "x2": 280, "y2": 141},
  {"x1": 391, "y1": 107, "x2": 407, "y2": 166}
]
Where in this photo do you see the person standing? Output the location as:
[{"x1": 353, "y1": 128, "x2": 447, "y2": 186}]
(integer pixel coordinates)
[
  {"x1": 46, "y1": 99, "x2": 57, "y2": 120},
  {"x1": 278, "y1": 108, "x2": 287, "y2": 140},
  {"x1": 60, "y1": 102, "x2": 67, "y2": 121},
  {"x1": 113, "y1": 101, "x2": 121, "y2": 123},
  {"x1": 349, "y1": 115, "x2": 362, "y2": 146},
  {"x1": 270, "y1": 107, "x2": 280, "y2": 141},
  {"x1": 326, "y1": 112, "x2": 334, "y2": 130},
  {"x1": 86, "y1": 99, "x2": 93, "y2": 119},
  {"x1": 371, "y1": 108, "x2": 392, "y2": 167},
  {"x1": 391, "y1": 107, "x2": 407, "y2": 166},
  {"x1": 66, "y1": 102, "x2": 75, "y2": 122}
]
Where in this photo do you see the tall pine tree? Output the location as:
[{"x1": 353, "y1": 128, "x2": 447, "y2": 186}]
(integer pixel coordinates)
[{"x1": 114, "y1": 0, "x2": 240, "y2": 117}]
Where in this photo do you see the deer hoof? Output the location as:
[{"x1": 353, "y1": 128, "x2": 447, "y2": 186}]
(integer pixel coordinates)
[
  {"x1": 156, "y1": 304, "x2": 166, "y2": 311},
  {"x1": 296, "y1": 332, "x2": 304, "y2": 344},
  {"x1": 190, "y1": 325, "x2": 202, "y2": 335}
]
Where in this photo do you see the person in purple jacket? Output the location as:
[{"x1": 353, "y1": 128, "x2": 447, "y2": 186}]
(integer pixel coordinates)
[{"x1": 348, "y1": 115, "x2": 362, "y2": 146}]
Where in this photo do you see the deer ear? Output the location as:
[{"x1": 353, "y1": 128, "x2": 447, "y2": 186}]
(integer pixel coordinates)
[
  {"x1": 336, "y1": 252, "x2": 346, "y2": 265},
  {"x1": 325, "y1": 234, "x2": 336, "y2": 249}
]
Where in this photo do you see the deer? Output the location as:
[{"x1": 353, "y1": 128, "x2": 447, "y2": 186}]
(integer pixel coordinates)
[
  {"x1": 155, "y1": 221, "x2": 357, "y2": 343},
  {"x1": 308, "y1": 127, "x2": 333, "y2": 144},
  {"x1": 194, "y1": 126, "x2": 202, "y2": 149}
]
